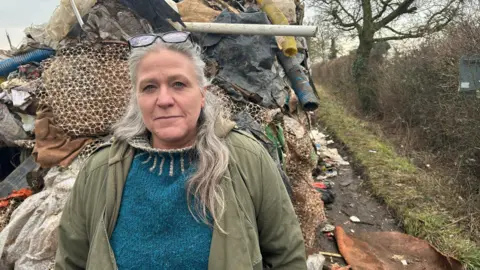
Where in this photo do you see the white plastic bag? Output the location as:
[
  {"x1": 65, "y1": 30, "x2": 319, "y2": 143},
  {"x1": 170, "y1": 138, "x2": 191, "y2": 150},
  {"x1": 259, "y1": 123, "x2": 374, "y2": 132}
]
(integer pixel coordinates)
[
  {"x1": 306, "y1": 253, "x2": 326, "y2": 270},
  {"x1": 46, "y1": 0, "x2": 97, "y2": 41},
  {"x1": 24, "y1": 24, "x2": 60, "y2": 50}
]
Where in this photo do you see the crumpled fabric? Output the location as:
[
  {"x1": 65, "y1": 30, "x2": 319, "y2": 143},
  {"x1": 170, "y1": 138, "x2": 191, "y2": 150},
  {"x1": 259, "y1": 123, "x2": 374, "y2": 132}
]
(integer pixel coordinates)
[
  {"x1": 177, "y1": 0, "x2": 221, "y2": 22},
  {"x1": 204, "y1": 10, "x2": 289, "y2": 108},
  {"x1": 1, "y1": 78, "x2": 27, "y2": 90},
  {"x1": 45, "y1": 0, "x2": 97, "y2": 42},
  {"x1": 76, "y1": 0, "x2": 153, "y2": 42},
  {"x1": 23, "y1": 24, "x2": 60, "y2": 50},
  {"x1": 33, "y1": 105, "x2": 92, "y2": 168},
  {"x1": 0, "y1": 159, "x2": 81, "y2": 270},
  {"x1": 0, "y1": 103, "x2": 28, "y2": 146}
]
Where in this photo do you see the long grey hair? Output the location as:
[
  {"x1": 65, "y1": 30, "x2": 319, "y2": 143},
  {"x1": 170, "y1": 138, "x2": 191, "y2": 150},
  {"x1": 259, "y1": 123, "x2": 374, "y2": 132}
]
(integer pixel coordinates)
[{"x1": 112, "y1": 40, "x2": 230, "y2": 231}]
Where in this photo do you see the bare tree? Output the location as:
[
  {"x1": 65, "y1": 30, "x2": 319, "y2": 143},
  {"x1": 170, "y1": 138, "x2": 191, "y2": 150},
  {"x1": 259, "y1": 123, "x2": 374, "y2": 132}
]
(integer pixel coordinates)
[
  {"x1": 305, "y1": 17, "x2": 342, "y2": 63},
  {"x1": 328, "y1": 38, "x2": 338, "y2": 60},
  {"x1": 310, "y1": 0, "x2": 463, "y2": 113}
]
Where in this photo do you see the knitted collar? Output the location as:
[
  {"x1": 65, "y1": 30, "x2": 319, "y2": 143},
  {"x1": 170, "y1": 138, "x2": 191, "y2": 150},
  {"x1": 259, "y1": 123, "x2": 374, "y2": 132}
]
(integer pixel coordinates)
[
  {"x1": 127, "y1": 134, "x2": 195, "y2": 176},
  {"x1": 127, "y1": 134, "x2": 194, "y2": 154}
]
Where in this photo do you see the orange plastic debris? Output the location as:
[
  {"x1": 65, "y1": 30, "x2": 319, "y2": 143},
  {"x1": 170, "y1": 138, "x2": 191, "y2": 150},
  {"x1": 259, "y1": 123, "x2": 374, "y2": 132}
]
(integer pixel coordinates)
[{"x1": 0, "y1": 188, "x2": 33, "y2": 209}]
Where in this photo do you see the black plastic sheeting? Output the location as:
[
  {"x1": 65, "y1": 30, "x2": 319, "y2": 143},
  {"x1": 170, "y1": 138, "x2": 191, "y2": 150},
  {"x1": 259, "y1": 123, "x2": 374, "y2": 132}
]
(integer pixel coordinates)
[
  {"x1": 203, "y1": 10, "x2": 289, "y2": 108},
  {"x1": 67, "y1": 0, "x2": 154, "y2": 41},
  {"x1": 118, "y1": 0, "x2": 184, "y2": 32}
]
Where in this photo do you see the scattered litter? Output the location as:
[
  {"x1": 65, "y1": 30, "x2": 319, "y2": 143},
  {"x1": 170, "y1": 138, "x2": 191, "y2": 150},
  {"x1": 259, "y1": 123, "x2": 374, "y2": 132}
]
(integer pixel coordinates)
[
  {"x1": 392, "y1": 254, "x2": 405, "y2": 261},
  {"x1": 321, "y1": 224, "x2": 335, "y2": 232},
  {"x1": 401, "y1": 259, "x2": 408, "y2": 266},
  {"x1": 324, "y1": 180, "x2": 334, "y2": 188},
  {"x1": 325, "y1": 232, "x2": 334, "y2": 239},
  {"x1": 350, "y1": 216, "x2": 361, "y2": 223},
  {"x1": 313, "y1": 182, "x2": 328, "y2": 190},
  {"x1": 306, "y1": 253, "x2": 325, "y2": 270},
  {"x1": 368, "y1": 150, "x2": 377, "y2": 153},
  {"x1": 318, "y1": 251, "x2": 342, "y2": 258},
  {"x1": 325, "y1": 170, "x2": 338, "y2": 178},
  {"x1": 320, "y1": 148, "x2": 350, "y2": 166},
  {"x1": 319, "y1": 189, "x2": 335, "y2": 204}
]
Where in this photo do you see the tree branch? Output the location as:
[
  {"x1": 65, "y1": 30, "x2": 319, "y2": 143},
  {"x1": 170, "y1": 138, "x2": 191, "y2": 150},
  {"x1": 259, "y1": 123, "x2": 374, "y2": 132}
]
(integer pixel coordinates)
[
  {"x1": 372, "y1": 0, "x2": 393, "y2": 21},
  {"x1": 376, "y1": 0, "x2": 460, "y2": 41},
  {"x1": 424, "y1": 0, "x2": 458, "y2": 28},
  {"x1": 373, "y1": 33, "x2": 423, "y2": 42},
  {"x1": 374, "y1": 0, "x2": 416, "y2": 30},
  {"x1": 382, "y1": 25, "x2": 414, "y2": 36},
  {"x1": 331, "y1": 0, "x2": 362, "y2": 31}
]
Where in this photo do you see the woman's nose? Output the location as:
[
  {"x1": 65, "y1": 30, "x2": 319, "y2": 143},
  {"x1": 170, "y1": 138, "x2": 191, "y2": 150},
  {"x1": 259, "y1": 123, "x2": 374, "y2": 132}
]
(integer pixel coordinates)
[{"x1": 155, "y1": 87, "x2": 175, "y2": 107}]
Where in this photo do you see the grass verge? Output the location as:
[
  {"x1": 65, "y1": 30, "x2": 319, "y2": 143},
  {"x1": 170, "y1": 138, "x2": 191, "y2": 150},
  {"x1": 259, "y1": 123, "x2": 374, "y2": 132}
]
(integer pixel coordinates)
[{"x1": 315, "y1": 86, "x2": 480, "y2": 269}]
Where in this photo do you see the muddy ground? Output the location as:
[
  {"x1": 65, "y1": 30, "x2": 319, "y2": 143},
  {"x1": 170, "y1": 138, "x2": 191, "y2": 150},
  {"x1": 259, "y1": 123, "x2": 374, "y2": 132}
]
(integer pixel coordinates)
[{"x1": 314, "y1": 140, "x2": 402, "y2": 267}]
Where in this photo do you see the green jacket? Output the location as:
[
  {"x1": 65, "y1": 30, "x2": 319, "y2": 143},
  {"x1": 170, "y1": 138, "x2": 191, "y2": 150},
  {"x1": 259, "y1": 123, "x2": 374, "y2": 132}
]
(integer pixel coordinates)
[{"x1": 55, "y1": 129, "x2": 307, "y2": 270}]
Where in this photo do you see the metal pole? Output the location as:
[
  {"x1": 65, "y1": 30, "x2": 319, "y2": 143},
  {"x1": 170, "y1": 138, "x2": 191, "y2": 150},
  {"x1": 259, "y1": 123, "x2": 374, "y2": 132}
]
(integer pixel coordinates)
[
  {"x1": 69, "y1": 0, "x2": 85, "y2": 28},
  {"x1": 183, "y1": 22, "x2": 317, "y2": 37}
]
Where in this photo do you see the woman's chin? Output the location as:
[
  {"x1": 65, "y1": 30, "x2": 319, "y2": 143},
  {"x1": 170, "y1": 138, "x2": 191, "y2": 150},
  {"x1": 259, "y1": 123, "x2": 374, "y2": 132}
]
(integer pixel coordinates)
[{"x1": 152, "y1": 129, "x2": 192, "y2": 148}]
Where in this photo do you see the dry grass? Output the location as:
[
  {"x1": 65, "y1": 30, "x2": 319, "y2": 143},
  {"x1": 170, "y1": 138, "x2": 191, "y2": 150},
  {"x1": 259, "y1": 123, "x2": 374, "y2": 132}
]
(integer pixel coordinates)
[{"x1": 315, "y1": 86, "x2": 480, "y2": 269}]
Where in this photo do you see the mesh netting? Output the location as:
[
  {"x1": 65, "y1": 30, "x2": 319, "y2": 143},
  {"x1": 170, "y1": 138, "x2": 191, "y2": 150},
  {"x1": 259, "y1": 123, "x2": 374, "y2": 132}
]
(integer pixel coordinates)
[
  {"x1": 77, "y1": 137, "x2": 113, "y2": 160},
  {"x1": 208, "y1": 85, "x2": 269, "y2": 125},
  {"x1": 37, "y1": 42, "x2": 131, "y2": 137}
]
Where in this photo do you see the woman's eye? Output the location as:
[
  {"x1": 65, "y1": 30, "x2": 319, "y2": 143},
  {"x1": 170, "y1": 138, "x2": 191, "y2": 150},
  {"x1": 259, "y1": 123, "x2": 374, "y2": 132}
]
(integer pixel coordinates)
[
  {"x1": 142, "y1": 85, "x2": 156, "y2": 92},
  {"x1": 173, "y1": 81, "x2": 186, "y2": 89}
]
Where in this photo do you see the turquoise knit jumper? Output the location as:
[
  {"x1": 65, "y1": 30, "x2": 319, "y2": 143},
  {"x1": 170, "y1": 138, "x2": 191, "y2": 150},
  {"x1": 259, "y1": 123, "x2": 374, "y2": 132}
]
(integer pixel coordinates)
[{"x1": 109, "y1": 146, "x2": 212, "y2": 270}]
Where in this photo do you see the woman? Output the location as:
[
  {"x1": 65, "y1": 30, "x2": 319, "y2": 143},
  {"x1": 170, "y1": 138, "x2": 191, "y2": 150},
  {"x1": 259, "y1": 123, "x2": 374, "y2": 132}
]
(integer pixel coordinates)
[{"x1": 55, "y1": 31, "x2": 306, "y2": 270}]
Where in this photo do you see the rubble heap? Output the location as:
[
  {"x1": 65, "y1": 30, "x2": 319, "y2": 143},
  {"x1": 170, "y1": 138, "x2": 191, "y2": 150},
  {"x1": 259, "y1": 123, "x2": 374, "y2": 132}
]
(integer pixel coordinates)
[{"x1": 0, "y1": 0, "x2": 325, "y2": 268}]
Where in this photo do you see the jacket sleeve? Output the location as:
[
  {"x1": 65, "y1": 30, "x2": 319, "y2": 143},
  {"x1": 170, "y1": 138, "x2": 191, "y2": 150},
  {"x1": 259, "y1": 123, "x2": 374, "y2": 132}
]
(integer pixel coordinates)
[
  {"x1": 55, "y1": 168, "x2": 90, "y2": 270},
  {"x1": 256, "y1": 148, "x2": 307, "y2": 270}
]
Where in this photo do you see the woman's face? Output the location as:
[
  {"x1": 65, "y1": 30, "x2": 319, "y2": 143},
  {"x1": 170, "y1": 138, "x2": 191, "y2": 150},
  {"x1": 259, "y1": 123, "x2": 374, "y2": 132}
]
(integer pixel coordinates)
[{"x1": 136, "y1": 48, "x2": 205, "y2": 149}]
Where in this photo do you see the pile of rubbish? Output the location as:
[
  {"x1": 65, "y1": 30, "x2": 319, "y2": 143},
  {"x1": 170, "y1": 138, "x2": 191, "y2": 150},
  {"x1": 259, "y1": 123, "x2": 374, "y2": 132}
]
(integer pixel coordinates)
[{"x1": 0, "y1": 0, "x2": 325, "y2": 268}]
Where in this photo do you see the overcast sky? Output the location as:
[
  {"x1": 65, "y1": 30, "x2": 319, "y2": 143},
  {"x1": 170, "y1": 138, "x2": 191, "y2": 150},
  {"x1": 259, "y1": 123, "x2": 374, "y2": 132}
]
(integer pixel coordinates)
[{"x1": 0, "y1": 0, "x2": 59, "y2": 49}]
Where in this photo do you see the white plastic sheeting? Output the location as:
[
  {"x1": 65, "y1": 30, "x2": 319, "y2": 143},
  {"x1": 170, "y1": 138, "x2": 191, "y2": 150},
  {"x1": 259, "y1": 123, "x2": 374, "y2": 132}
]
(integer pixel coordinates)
[
  {"x1": 0, "y1": 159, "x2": 81, "y2": 270},
  {"x1": 310, "y1": 129, "x2": 350, "y2": 166},
  {"x1": 0, "y1": 103, "x2": 28, "y2": 146},
  {"x1": 46, "y1": 0, "x2": 97, "y2": 41},
  {"x1": 306, "y1": 253, "x2": 326, "y2": 270}
]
